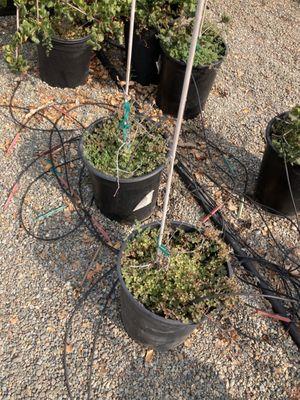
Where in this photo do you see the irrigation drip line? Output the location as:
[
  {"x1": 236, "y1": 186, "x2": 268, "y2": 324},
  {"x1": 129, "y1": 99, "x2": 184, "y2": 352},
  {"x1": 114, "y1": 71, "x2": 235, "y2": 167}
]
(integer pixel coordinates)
[
  {"x1": 0, "y1": 68, "x2": 299, "y2": 396},
  {"x1": 175, "y1": 160, "x2": 300, "y2": 348}
]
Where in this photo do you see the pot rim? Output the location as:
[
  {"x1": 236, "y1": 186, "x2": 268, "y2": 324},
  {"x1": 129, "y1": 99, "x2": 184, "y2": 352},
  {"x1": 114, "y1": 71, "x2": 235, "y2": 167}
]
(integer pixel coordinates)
[
  {"x1": 79, "y1": 117, "x2": 166, "y2": 184},
  {"x1": 159, "y1": 38, "x2": 228, "y2": 70},
  {"x1": 265, "y1": 112, "x2": 300, "y2": 170},
  {"x1": 117, "y1": 220, "x2": 232, "y2": 327},
  {"x1": 51, "y1": 34, "x2": 91, "y2": 45}
]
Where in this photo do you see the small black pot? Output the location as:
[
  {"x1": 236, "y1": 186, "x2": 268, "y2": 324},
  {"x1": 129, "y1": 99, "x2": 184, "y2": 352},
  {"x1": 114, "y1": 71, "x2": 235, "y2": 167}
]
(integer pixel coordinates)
[
  {"x1": 117, "y1": 221, "x2": 233, "y2": 351},
  {"x1": 0, "y1": 0, "x2": 15, "y2": 16},
  {"x1": 156, "y1": 43, "x2": 227, "y2": 119},
  {"x1": 79, "y1": 119, "x2": 165, "y2": 223},
  {"x1": 254, "y1": 113, "x2": 300, "y2": 216},
  {"x1": 37, "y1": 35, "x2": 92, "y2": 88},
  {"x1": 124, "y1": 22, "x2": 160, "y2": 86}
]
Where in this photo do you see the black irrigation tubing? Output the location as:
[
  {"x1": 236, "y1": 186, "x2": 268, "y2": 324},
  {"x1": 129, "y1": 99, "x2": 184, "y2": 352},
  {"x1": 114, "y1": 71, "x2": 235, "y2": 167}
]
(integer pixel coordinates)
[{"x1": 175, "y1": 160, "x2": 300, "y2": 349}]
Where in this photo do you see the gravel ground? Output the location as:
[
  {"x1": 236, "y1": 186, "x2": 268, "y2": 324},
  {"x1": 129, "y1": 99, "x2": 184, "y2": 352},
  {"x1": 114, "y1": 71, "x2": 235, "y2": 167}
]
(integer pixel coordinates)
[{"x1": 0, "y1": 1, "x2": 299, "y2": 399}]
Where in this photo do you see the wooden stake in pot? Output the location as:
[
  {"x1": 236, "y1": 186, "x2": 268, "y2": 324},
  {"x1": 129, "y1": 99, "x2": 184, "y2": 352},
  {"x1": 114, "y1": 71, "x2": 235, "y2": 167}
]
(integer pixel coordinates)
[
  {"x1": 125, "y1": 0, "x2": 136, "y2": 99},
  {"x1": 15, "y1": 7, "x2": 20, "y2": 58},
  {"x1": 157, "y1": 0, "x2": 207, "y2": 253}
]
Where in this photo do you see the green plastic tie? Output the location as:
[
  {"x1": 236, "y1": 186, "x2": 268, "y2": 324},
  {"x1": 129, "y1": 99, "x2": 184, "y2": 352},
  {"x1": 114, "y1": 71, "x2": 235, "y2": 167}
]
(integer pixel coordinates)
[
  {"x1": 158, "y1": 243, "x2": 170, "y2": 257},
  {"x1": 119, "y1": 101, "x2": 131, "y2": 143},
  {"x1": 35, "y1": 205, "x2": 66, "y2": 222},
  {"x1": 222, "y1": 155, "x2": 235, "y2": 175}
]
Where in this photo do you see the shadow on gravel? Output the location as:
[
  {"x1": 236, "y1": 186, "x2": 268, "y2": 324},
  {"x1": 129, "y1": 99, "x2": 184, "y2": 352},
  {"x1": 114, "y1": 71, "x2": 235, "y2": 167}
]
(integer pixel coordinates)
[
  {"x1": 113, "y1": 356, "x2": 233, "y2": 400},
  {"x1": 180, "y1": 124, "x2": 263, "y2": 196}
]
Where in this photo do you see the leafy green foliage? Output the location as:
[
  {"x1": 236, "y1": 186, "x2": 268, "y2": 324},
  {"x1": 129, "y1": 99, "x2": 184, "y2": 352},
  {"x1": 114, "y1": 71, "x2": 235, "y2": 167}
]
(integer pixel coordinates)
[
  {"x1": 83, "y1": 114, "x2": 167, "y2": 178},
  {"x1": 122, "y1": 226, "x2": 234, "y2": 323},
  {"x1": 272, "y1": 105, "x2": 300, "y2": 166},
  {"x1": 158, "y1": 17, "x2": 226, "y2": 66},
  {"x1": 121, "y1": 0, "x2": 197, "y2": 33},
  {"x1": 0, "y1": 0, "x2": 8, "y2": 7},
  {"x1": 4, "y1": 0, "x2": 125, "y2": 72}
]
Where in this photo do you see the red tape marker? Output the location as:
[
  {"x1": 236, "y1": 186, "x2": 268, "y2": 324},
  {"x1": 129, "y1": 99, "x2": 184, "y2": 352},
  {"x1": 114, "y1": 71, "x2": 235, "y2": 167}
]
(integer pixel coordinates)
[
  {"x1": 202, "y1": 204, "x2": 224, "y2": 223},
  {"x1": 255, "y1": 309, "x2": 291, "y2": 323},
  {"x1": 91, "y1": 216, "x2": 111, "y2": 243},
  {"x1": 5, "y1": 132, "x2": 21, "y2": 155},
  {"x1": 3, "y1": 183, "x2": 19, "y2": 210}
]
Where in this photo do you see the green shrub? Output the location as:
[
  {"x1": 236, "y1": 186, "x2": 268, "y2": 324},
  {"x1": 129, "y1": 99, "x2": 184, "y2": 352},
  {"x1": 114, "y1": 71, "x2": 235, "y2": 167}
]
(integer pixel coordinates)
[
  {"x1": 4, "y1": 0, "x2": 126, "y2": 72},
  {"x1": 121, "y1": 1, "x2": 197, "y2": 33},
  {"x1": 83, "y1": 114, "x2": 167, "y2": 178},
  {"x1": 272, "y1": 105, "x2": 300, "y2": 166},
  {"x1": 158, "y1": 17, "x2": 226, "y2": 66},
  {"x1": 122, "y1": 225, "x2": 234, "y2": 323}
]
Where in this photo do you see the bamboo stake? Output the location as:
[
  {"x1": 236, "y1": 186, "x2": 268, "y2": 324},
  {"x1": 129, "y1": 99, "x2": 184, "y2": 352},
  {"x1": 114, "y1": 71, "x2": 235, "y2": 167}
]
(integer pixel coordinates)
[
  {"x1": 199, "y1": 0, "x2": 208, "y2": 36},
  {"x1": 157, "y1": 0, "x2": 207, "y2": 250},
  {"x1": 125, "y1": 0, "x2": 136, "y2": 98},
  {"x1": 36, "y1": 0, "x2": 39, "y2": 21},
  {"x1": 15, "y1": 7, "x2": 20, "y2": 58}
]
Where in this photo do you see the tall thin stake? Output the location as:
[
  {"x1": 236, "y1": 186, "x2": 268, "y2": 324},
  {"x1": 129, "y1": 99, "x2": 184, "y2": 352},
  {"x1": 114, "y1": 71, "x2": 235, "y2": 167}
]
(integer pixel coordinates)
[
  {"x1": 15, "y1": 7, "x2": 20, "y2": 58},
  {"x1": 157, "y1": 0, "x2": 207, "y2": 250},
  {"x1": 36, "y1": 0, "x2": 40, "y2": 21},
  {"x1": 125, "y1": 0, "x2": 136, "y2": 98}
]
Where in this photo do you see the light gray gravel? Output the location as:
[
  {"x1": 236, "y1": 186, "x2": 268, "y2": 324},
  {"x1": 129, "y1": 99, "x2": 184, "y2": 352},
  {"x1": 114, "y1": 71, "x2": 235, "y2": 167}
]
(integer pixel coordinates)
[{"x1": 0, "y1": 1, "x2": 299, "y2": 399}]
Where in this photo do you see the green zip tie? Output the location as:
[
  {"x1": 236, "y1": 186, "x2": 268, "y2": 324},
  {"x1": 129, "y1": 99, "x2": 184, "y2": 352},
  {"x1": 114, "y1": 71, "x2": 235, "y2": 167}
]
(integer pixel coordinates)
[
  {"x1": 35, "y1": 205, "x2": 66, "y2": 222},
  {"x1": 158, "y1": 243, "x2": 170, "y2": 257},
  {"x1": 119, "y1": 101, "x2": 131, "y2": 143},
  {"x1": 45, "y1": 158, "x2": 62, "y2": 176},
  {"x1": 222, "y1": 155, "x2": 235, "y2": 176}
]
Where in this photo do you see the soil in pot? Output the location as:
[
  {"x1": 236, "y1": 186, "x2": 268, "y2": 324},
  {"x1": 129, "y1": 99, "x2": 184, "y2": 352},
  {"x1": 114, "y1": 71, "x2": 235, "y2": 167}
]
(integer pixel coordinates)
[
  {"x1": 0, "y1": 0, "x2": 15, "y2": 16},
  {"x1": 124, "y1": 22, "x2": 160, "y2": 86},
  {"x1": 118, "y1": 222, "x2": 235, "y2": 351},
  {"x1": 80, "y1": 113, "x2": 168, "y2": 223},
  {"x1": 38, "y1": 18, "x2": 92, "y2": 88},
  {"x1": 255, "y1": 108, "x2": 300, "y2": 216},
  {"x1": 157, "y1": 23, "x2": 226, "y2": 119}
]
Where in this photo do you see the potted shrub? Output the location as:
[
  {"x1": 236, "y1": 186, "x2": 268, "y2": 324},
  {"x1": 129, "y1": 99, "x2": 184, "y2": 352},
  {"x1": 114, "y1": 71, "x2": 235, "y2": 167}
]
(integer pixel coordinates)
[
  {"x1": 4, "y1": 0, "x2": 123, "y2": 88},
  {"x1": 157, "y1": 16, "x2": 227, "y2": 119},
  {"x1": 0, "y1": 0, "x2": 15, "y2": 16},
  {"x1": 117, "y1": 221, "x2": 234, "y2": 350},
  {"x1": 255, "y1": 105, "x2": 300, "y2": 216},
  {"x1": 122, "y1": 0, "x2": 196, "y2": 86},
  {"x1": 79, "y1": 111, "x2": 168, "y2": 223}
]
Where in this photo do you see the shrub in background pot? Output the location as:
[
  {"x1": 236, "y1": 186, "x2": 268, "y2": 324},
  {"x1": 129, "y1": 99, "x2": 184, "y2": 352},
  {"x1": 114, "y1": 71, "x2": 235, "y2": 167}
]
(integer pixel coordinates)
[
  {"x1": 124, "y1": 21, "x2": 160, "y2": 86},
  {"x1": 122, "y1": 0, "x2": 197, "y2": 86},
  {"x1": 157, "y1": 18, "x2": 227, "y2": 119},
  {"x1": 37, "y1": 35, "x2": 93, "y2": 88},
  {"x1": 255, "y1": 106, "x2": 300, "y2": 216},
  {"x1": 79, "y1": 113, "x2": 168, "y2": 223},
  {"x1": 117, "y1": 221, "x2": 234, "y2": 351},
  {"x1": 4, "y1": 0, "x2": 123, "y2": 87},
  {"x1": 0, "y1": 0, "x2": 15, "y2": 16}
]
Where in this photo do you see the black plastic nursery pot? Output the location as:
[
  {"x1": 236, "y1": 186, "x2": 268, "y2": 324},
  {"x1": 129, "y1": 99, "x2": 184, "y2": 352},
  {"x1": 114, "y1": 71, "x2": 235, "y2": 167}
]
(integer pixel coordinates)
[
  {"x1": 79, "y1": 120, "x2": 165, "y2": 223},
  {"x1": 156, "y1": 43, "x2": 227, "y2": 119},
  {"x1": 37, "y1": 35, "x2": 92, "y2": 88},
  {"x1": 0, "y1": 0, "x2": 15, "y2": 16},
  {"x1": 124, "y1": 22, "x2": 160, "y2": 86},
  {"x1": 117, "y1": 221, "x2": 233, "y2": 351},
  {"x1": 254, "y1": 113, "x2": 300, "y2": 216}
]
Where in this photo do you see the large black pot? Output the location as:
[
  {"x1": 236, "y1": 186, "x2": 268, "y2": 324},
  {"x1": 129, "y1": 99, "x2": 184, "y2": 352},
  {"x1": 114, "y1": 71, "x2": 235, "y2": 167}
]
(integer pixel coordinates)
[
  {"x1": 79, "y1": 119, "x2": 165, "y2": 223},
  {"x1": 254, "y1": 113, "x2": 300, "y2": 216},
  {"x1": 0, "y1": 0, "x2": 15, "y2": 16},
  {"x1": 37, "y1": 35, "x2": 92, "y2": 88},
  {"x1": 124, "y1": 22, "x2": 160, "y2": 86},
  {"x1": 156, "y1": 43, "x2": 227, "y2": 119},
  {"x1": 117, "y1": 221, "x2": 233, "y2": 351}
]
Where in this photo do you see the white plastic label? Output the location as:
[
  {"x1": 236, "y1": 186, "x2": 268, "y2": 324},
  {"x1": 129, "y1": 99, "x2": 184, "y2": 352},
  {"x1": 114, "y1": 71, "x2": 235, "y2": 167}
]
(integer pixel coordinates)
[{"x1": 133, "y1": 190, "x2": 154, "y2": 211}]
